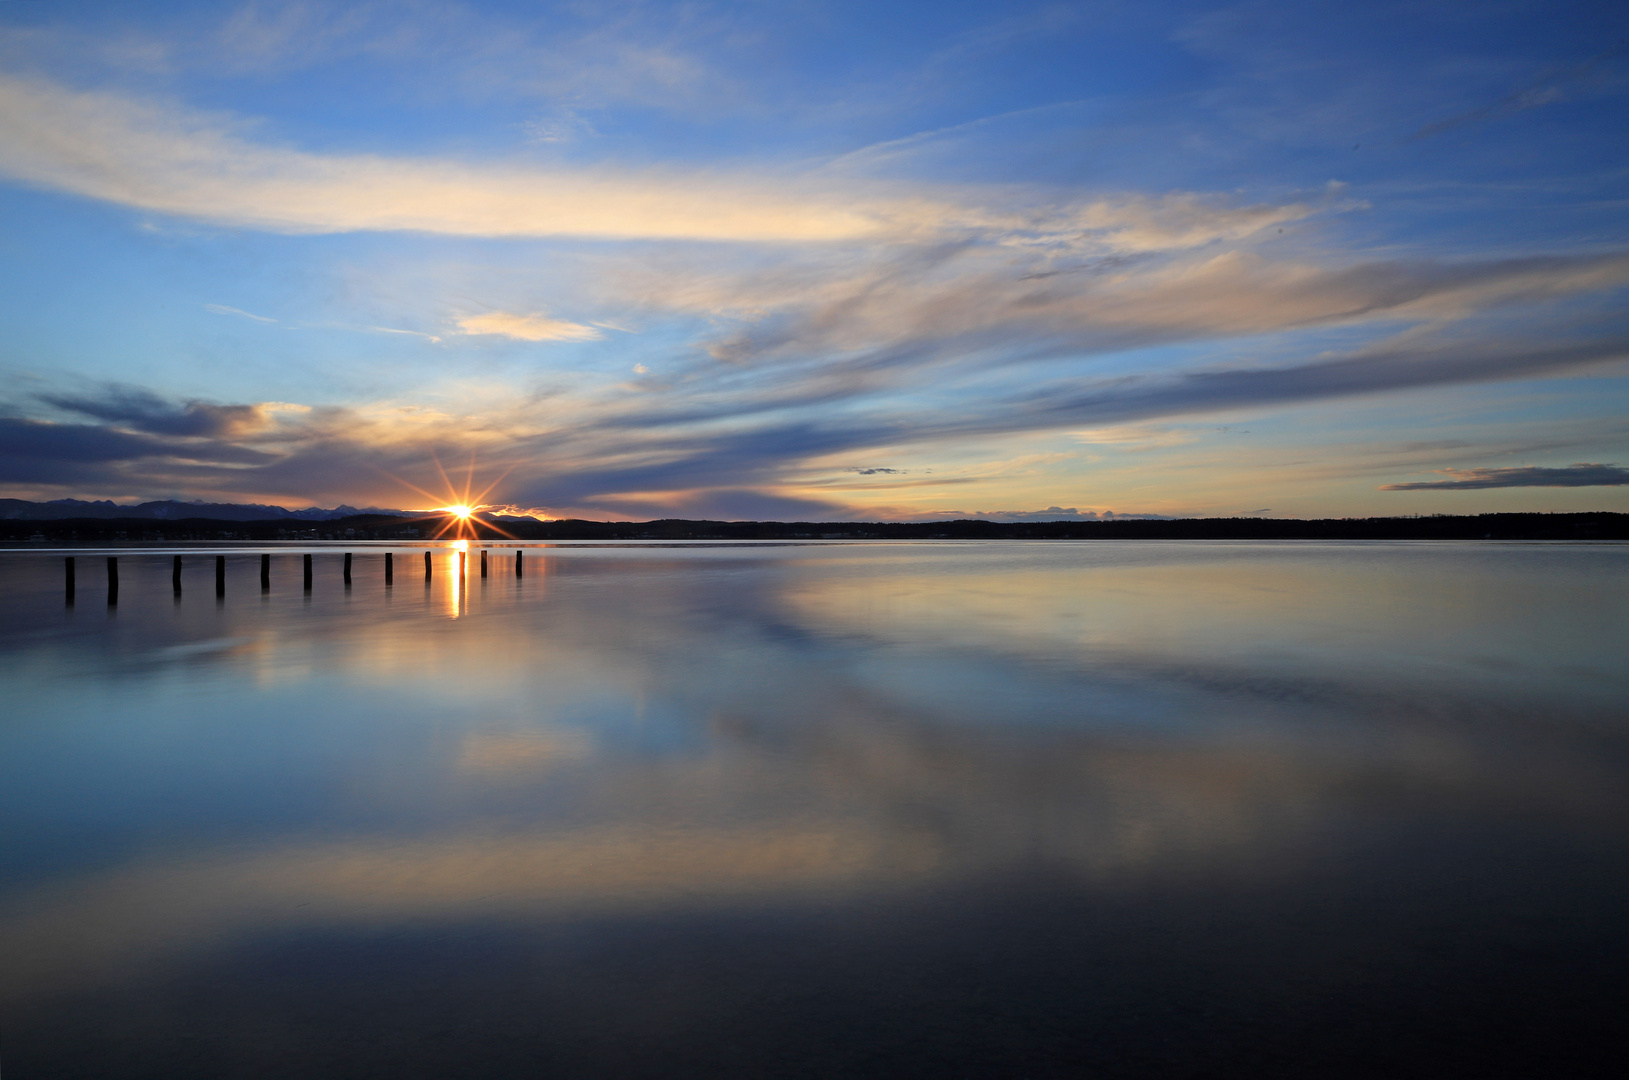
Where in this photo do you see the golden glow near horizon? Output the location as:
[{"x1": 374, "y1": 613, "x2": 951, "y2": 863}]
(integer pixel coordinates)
[{"x1": 389, "y1": 457, "x2": 527, "y2": 544}]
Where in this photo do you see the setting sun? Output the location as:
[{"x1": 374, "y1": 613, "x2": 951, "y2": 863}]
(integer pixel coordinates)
[{"x1": 393, "y1": 456, "x2": 527, "y2": 544}]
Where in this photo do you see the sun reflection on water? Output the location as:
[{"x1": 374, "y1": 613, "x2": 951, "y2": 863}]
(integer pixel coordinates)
[{"x1": 446, "y1": 547, "x2": 465, "y2": 619}]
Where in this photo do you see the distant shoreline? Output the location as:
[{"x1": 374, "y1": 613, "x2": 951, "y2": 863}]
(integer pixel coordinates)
[{"x1": 2, "y1": 512, "x2": 1624, "y2": 544}]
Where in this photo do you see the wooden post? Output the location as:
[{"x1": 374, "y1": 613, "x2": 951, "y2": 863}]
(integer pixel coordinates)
[
  {"x1": 107, "y1": 556, "x2": 118, "y2": 605},
  {"x1": 64, "y1": 556, "x2": 75, "y2": 601},
  {"x1": 515, "y1": 549, "x2": 523, "y2": 577},
  {"x1": 261, "y1": 553, "x2": 271, "y2": 590},
  {"x1": 424, "y1": 550, "x2": 432, "y2": 581},
  {"x1": 344, "y1": 552, "x2": 353, "y2": 586},
  {"x1": 459, "y1": 550, "x2": 466, "y2": 576},
  {"x1": 385, "y1": 551, "x2": 394, "y2": 585},
  {"x1": 173, "y1": 555, "x2": 183, "y2": 594},
  {"x1": 215, "y1": 554, "x2": 226, "y2": 597},
  {"x1": 480, "y1": 549, "x2": 488, "y2": 577},
  {"x1": 303, "y1": 553, "x2": 313, "y2": 590}
]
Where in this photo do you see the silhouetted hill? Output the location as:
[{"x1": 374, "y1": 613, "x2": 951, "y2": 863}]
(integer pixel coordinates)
[{"x1": 2, "y1": 512, "x2": 1624, "y2": 543}]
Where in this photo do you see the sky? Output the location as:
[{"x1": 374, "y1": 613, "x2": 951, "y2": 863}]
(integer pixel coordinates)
[{"x1": 0, "y1": 0, "x2": 1626, "y2": 521}]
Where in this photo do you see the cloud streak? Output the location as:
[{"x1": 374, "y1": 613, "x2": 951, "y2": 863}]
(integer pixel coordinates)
[
  {"x1": 38, "y1": 386, "x2": 271, "y2": 438},
  {"x1": 0, "y1": 70, "x2": 1322, "y2": 251},
  {"x1": 456, "y1": 311, "x2": 602, "y2": 342},
  {"x1": 0, "y1": 72, "x2": 905, "y2": 242},
  {"x1": 203, "y1": 303, "x2": 275, "y2": 322},
  {"x1": 621, "y1": 248, "x2": 1629, "y2": 407},
  {"x1": 0, "y1": 414, "x2": 274, "y2": 489},
  {"x1": 1410, "y1": 43, "x2": 1629, "y2": 140},
  {"x1": 1382, "y1": 463, "x2": 1629, "y2": 490},
  {"x1": 5, "y1": 304, "x2": 1628, "y2": 515}
]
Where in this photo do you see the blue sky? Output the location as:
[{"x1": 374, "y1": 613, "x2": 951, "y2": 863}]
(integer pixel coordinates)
[{"x1": 0, "y1": 0, "x2": 1625, "y2": 519}]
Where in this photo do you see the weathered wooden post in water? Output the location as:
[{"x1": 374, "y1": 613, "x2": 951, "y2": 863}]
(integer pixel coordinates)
[
  {"x1": 515, "y1": 549, "x2": 523, "y2": 578},
  {"x1": 303, "y1": 553, "x2": 313, "y2": 591},
  {"x1": 173, "y1": 555, "x2": 183, "y2": 594},
  {"x1": 424, "y1": 551, "x2": 432, "y2": 581},
  {"x1": 344, "y1": 552, "x2": 353, "y2": 586},
  {"x1": 216, "y1": 555, "x2": 226, "y2": 597},
  {"x1": 385, "y1": 552, "x2": 394, "y2": 585},
  {"x1": 107, "y1": 556, "x2": 118, "y2": 605},
  {"x1": 64, "y1": 557, "x2": 75, "y2": 601},
  {"x1": 261, "y1": 553, "x2": 270, "y2": 590},
  {"x1": 481, "y1": 549, "x2": 488, "y2": 577},
  {"x1": 459, "y1": 550, "x2": 466, "y2": 577}
]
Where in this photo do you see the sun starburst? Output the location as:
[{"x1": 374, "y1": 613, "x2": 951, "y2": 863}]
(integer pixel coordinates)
[{"x1": 384, "y1": 454, "x2": 522, "y2": 542}]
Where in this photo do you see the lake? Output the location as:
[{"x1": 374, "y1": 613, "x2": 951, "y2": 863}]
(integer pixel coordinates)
[{"x1": 1, "y1": 540, "x2": 1626, "y2": 1078}]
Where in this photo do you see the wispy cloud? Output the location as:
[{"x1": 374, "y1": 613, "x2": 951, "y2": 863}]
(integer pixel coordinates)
[
  {"x1": 0, "y1": 413, "x2": 274, "y2": 489},
  {"x1": 0, "y1": 71, "x2": 937, "y2": 242},
  {"x1": 601, "y1": 250, "x2": 1629, "y2": 438},
  {"x1": 456, "y1": 312, "x2": 602, "y2": 343},
  {"x1": 204, "y1": 303, "x2": 275, "y2": 322},
  {"x1": 0, "y1": 0, "x2": 739, "y2": 115},
  {"x1": 1411, "y1": 43, "x2": 1629, "y2": 140},
  {"x1": 1381, "y1": 463, "x2": 1629, "y2": 490},
  {"x1": 37, "y1": 385, "x2": 271, "y2": 438},
  {"x1": 629, "y1": 246, "x2": 1629, "y2": 389},
  {"x1": 5, "y1": 307, "x2": 1626, "y2": 515},
  {"x1": 520, "y1": 109, "x2": 598, "y2": 145},
  {"x1": 1008, "y1": 334, "x2": 1629, "y2": 434},
  {"x1": 203, "y1": 0, "x2": 738, "y2": 111},
  {"x1": 363, "y1": 324, "x2": 442, "y2": 344},
  {"x1": 0, "y1": 70, "x2": 1325, "y2": 250}
]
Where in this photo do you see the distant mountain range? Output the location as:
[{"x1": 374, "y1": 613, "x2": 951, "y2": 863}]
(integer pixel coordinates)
[{"x1": 0, "y1": 498, "x2": 419, "y2": 522}]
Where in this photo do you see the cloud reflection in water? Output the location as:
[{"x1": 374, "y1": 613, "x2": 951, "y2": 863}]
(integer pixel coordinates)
[{"x1": 0, "y1": 541, "x2": 1626, "y2": 1074}]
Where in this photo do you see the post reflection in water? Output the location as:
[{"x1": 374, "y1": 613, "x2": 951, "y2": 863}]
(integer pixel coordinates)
[{"x1": 0, "y1": 541, "x2": 1625, "y2": 1079}]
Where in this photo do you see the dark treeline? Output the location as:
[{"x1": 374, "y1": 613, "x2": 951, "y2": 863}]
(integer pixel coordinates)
[{"x1": 2, "y1": 511, "x2": 1625, "y2": 543}]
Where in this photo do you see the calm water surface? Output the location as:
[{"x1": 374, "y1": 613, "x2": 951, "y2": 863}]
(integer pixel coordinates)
[{"x1": 1, "y1": 541, "x2": 1626, "y2": 1078}]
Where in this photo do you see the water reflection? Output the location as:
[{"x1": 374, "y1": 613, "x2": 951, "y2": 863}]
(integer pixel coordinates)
[
  {"x1": 1, "y1": 542, "x2": 1626, "y2": 1077},
  {"x1": 446, "y1": 547, "x2": 464, "y2": 618}
]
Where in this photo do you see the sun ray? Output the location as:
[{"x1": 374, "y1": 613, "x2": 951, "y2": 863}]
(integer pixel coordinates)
[
  {"x1": 376, "y1": 454, "x2": 531, "y2": 542},
  {"x1": 484, "y1": 519, "x2": 522, "y2": 540},
  {"x1": 430, "y1": 452, "x2": 457, "y2": 507},
  {"x1": 470, "y1": 461, "x2": 521, "y2": 506},
  {"x1": 382, "y1": 471, "x2": 452, "y2": 508}
]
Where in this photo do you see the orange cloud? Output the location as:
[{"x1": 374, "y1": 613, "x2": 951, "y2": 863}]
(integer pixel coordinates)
[{"x1": 456, "y1": 311, "x2": 603, "y2": 342}]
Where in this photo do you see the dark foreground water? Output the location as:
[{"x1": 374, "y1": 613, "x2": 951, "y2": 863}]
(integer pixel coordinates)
[{"x1": 1, "y1": 540, "x2": 1626, "y2": 1079}]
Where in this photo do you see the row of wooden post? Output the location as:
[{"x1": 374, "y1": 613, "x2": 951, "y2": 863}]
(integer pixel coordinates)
[{"x1": 66, "y1": 549, "x2": 525, "y2": 603}]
